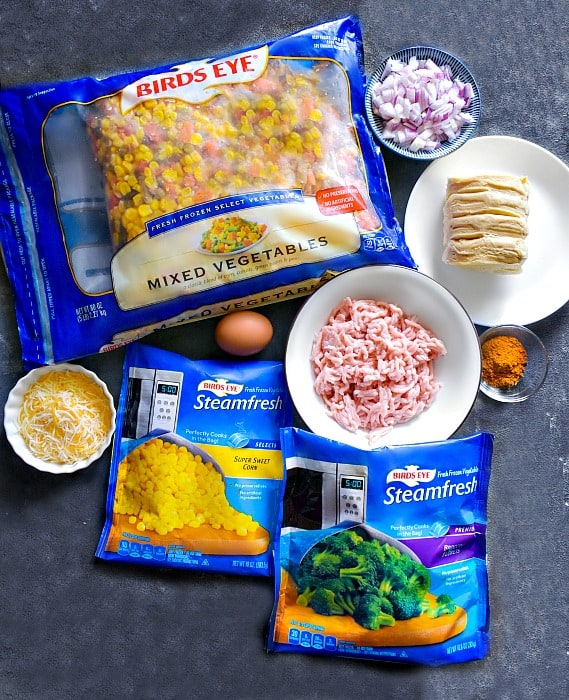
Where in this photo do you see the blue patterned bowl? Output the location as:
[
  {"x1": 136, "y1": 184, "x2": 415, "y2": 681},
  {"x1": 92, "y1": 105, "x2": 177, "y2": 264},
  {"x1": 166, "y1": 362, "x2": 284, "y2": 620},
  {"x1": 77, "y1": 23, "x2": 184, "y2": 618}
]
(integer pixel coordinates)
[{"x1": 365, "y1": 46, "x2": 481, "y2": 161}]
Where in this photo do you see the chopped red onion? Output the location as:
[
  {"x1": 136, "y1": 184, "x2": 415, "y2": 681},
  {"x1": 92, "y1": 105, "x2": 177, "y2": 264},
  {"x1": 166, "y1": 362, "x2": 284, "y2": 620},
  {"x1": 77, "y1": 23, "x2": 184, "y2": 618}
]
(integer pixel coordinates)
[{"x1": 371, "y1": 56, "x2": 474, "y2": 151}]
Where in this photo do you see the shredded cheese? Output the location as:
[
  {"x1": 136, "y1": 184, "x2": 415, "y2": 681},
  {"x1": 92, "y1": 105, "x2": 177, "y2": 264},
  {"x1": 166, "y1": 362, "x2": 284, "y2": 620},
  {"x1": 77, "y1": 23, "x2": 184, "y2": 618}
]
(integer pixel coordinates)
[{"x1": 17, "y1": 370, "x2": 113, "y2": 465}]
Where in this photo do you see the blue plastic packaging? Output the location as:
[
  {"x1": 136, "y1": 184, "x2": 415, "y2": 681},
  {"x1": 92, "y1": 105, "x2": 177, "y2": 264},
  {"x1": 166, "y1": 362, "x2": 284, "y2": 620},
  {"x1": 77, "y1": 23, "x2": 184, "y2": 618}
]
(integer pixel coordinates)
[
  {"x1": 0, "y1": 15, "x2": 414, "y2": 366},
  {"x1": 96, "y1": 343, "x2": 292, "y2": 575},
  {"x1": 267, "y1": 427, "x2": 493, "y2": 665}
]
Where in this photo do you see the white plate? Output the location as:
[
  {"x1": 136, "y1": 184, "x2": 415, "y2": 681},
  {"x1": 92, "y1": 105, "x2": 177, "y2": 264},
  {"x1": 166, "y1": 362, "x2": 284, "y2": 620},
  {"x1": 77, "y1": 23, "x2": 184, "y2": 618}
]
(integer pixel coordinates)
[
  {"x1": 285, "y1": 265, "x2": 480, "y2": 449},
  {"x1": 404, "y1": 135, "x2": 569, "y2": 326}
]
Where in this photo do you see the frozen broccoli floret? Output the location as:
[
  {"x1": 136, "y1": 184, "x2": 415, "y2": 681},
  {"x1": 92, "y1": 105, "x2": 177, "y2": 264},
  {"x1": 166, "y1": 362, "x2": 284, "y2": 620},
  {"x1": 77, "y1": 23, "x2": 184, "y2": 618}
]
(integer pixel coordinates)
[
  {"x1": 377, "y1": 558, "x2": 408, "y2": 596},
  {"x1": 325, "y1": 528, "x2": 365, "y2": 554},
  {"x1": 339, "y1": 556, "x2": 380, "y2": 588},
  {"x1": 309, "y1": 588, "x2": 347, "y2": 616},
  {"x1": 338, "y1": 538, "x2": 385, "y2": 587},
  {"x1": 404, "y1": 560, "x2": 431, "y2": 595},
  {"x1": 427, "y1": 593, "x2": 457, "y2": 618},
  {"x1": 323, "y1": 578, "x2": 361, "y2": 616},
  {"x1": 353, "y1": 593, "x2": 396, "y2": 630},
  {"x1": 390, "y1": 588, "x2": 425, "y2": 620},
  {"x1": 295, "y1": 572, "x2": 322, "y2": 607},
  {"x1": 310, "y1": 550, "x2": 343, "y2": 579}
]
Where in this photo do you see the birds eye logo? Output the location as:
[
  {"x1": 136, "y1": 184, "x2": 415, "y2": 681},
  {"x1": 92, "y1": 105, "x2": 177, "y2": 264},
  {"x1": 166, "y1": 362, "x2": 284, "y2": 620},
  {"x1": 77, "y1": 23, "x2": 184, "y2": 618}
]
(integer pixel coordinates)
[
  {"x1": 386, "y1": 465, "x2": 436, "y2": 487},
  {"x1": 197, "y1": 378, "x2": 244, "y2": 397}
]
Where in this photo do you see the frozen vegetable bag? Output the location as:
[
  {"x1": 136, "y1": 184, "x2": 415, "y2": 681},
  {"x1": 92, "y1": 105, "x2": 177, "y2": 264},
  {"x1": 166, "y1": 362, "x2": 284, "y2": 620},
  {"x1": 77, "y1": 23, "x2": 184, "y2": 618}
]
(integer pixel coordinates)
[
  {"x1": 96, "y1": 343, "x2": 292, "y2": 575},
  {"x1": 267, "y1": 428, "x2": 493, "y2": 665},
  {"x1": 0, "y1": 15, "x2": 414, "y2": 367}
]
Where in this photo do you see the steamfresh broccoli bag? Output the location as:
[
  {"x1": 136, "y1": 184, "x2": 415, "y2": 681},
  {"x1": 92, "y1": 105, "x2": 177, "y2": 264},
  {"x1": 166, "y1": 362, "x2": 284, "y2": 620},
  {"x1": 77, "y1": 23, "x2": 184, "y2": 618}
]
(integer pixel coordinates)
[
  {"x1": 96, "y1": 342, "x2": 291, "y2": 576},
  {"x1": 0, "y1": 15, "x2": 414, "y2": 367},
  {"x1": 267, "y1": 427, "x2": 493, "y2": 665}
]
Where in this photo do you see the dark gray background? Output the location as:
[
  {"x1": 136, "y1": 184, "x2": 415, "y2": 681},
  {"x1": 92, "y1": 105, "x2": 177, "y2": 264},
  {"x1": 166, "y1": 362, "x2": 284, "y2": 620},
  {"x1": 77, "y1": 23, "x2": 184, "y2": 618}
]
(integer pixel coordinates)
[{"x1": 0, "y1": 1, "x2": 567, "y2": 699}]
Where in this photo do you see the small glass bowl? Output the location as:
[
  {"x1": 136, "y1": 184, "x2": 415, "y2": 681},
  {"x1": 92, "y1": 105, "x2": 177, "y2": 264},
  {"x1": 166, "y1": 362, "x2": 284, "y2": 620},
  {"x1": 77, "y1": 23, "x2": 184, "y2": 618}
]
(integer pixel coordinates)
[{"x1": 478, "y1": 325, "x2": 548, "y2": 402}]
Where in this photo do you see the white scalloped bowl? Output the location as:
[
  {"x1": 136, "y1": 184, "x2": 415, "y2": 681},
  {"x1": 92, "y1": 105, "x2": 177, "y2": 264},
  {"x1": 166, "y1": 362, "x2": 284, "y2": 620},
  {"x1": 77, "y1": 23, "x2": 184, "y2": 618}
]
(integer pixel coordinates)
[{"x1": 4, "y1": 363, "x2": 116, "y2": 474}]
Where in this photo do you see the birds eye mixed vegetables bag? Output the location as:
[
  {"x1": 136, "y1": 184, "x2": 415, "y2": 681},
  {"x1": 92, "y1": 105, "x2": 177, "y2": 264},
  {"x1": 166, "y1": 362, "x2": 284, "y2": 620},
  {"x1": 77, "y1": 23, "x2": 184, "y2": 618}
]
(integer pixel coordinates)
[
  {"x1": 267, "y1": 427, "x2": 493, "y2": 665},
  {"x1": 0, "y1": 15, "x2": 414, "y2": 366}
]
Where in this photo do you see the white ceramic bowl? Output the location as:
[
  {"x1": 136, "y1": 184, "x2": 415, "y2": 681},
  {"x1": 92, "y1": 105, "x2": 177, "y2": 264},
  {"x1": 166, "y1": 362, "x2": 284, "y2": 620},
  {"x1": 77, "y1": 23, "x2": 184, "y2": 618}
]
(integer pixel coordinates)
[
  {"x1": 4, "y1": 363, "x2": 116, "y2": 474},
  {"x1": 285, "y1": 265, "x2": 481, "y2": 448}
]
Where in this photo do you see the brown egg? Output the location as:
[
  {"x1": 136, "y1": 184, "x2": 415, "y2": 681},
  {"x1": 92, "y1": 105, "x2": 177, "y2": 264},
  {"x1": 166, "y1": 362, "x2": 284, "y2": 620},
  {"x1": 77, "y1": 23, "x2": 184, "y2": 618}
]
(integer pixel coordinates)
[{"x1": 214, "y1": 310, "x2": 274, "y2": 356}]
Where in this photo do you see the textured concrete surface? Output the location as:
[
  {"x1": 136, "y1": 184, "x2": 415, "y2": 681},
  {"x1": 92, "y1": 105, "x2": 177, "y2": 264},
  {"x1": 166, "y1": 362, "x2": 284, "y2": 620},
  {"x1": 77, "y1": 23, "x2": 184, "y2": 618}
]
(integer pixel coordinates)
[{"x1": 0, "y1": 1, "x2": 567, "y2": 698}]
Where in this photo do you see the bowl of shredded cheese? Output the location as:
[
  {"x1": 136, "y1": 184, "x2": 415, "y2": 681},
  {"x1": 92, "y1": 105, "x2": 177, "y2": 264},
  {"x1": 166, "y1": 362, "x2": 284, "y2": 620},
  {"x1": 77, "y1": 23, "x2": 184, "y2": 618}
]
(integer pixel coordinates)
[{"x1": 4, "y1": 363, "x2": 116, "y2": 474}]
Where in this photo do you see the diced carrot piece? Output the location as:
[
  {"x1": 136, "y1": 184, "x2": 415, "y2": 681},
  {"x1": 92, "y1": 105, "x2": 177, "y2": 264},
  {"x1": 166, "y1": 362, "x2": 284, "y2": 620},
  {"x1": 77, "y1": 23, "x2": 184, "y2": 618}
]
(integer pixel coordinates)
[
  {"x1": 305, "y1": 169, "x2": 316, "y2": 188},
  {"x1": 249, "y1": 160, "x2": 262, "y2": 177},
  {"x1": 145, "y1": 123, "x2": 165, "y2": 143},
  {"x1": 250, "y1": 77, "x2": 277, "y2": 93},
  {"x1": 300, "y1": 97, "x2": 314, "y2": 120},
  {"x1": 203, "y1": 140, "x2": 220, "y2": 156}
]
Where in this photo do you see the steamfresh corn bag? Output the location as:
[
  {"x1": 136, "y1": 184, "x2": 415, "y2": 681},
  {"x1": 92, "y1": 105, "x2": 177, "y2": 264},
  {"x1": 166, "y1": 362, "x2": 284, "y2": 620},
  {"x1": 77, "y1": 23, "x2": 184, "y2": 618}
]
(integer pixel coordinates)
[
  {"x1": 0, "y1": 15, "x2": 414, "y2": 367},
  {"x1": 96, "y1": 342, "x2": 291, "y2": 575}
]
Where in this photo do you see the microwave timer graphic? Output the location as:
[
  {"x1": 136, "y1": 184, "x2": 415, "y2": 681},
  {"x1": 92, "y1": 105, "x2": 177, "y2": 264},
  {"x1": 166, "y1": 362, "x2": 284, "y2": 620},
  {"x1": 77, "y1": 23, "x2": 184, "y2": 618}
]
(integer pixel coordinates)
[{"x1": 124, "y1": 367, "x2": 184, "y2": 439}]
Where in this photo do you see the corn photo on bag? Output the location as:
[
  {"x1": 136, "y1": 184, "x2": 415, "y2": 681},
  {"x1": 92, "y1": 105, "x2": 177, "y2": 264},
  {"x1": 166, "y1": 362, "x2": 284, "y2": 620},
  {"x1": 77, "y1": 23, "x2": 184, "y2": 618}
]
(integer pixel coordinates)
[
  {"x1": 0, "y1": 15, "x2": 414, "y2": 367},
  {"x1": 267, "y1": 427, "x2": 493, "y2": 665},
  {"x1": 96, "y1": 343, "x2": 292, "y2": 575}
]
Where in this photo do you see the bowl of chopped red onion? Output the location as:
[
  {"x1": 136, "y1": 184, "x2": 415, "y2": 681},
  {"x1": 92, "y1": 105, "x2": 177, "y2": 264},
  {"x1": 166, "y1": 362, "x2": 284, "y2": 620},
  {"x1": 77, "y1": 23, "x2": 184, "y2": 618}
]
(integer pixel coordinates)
[
  {"x1": 285, "y1": 265, "x2": 481, "y2": 449},
  {"x1": 365, "y1": 46, "x2": 481, "y2": 160}
]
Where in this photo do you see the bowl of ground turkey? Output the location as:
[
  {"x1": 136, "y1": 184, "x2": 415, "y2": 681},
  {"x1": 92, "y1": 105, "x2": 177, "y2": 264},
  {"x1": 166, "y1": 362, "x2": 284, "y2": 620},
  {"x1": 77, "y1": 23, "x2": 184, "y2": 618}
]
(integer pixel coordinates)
[{"x1": 285, "y1": 265, "x2": 481, "y2": 449}]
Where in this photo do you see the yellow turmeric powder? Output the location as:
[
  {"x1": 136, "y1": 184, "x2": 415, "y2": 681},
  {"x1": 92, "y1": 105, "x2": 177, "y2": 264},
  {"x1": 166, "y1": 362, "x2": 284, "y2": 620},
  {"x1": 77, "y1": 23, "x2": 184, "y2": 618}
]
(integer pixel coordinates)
[{"x1": 481, "y1": 335, "x2": 527, "y2": 389}]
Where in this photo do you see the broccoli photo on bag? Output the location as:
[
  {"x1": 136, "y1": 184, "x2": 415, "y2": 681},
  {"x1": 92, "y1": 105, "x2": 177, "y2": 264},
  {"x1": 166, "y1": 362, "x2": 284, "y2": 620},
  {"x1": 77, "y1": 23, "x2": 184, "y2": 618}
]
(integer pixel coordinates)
[{"x1": 293, "y1": 527, "x2": 456, "y2": 631}]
